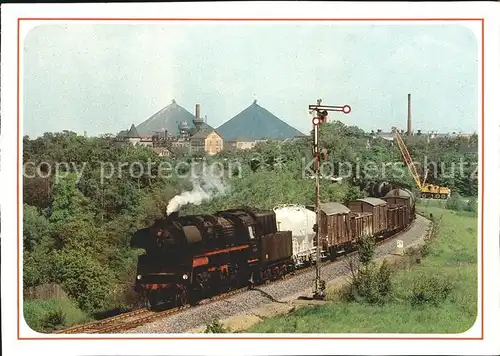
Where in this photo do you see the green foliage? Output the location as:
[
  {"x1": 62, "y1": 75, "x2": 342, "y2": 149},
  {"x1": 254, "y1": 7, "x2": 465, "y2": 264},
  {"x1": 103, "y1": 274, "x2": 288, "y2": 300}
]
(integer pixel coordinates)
[
  {"x1": 23, "y1": 204, "x2": 51, "y2": 252},
  {"x1": 24, "y1": 297, "x2": 90, "y2": 333},
  {"x1": 409, "y1": 273, "x2": 453, "y2": 307},
  {"x1": 420, "y1": 238, "x2": 432, "y2": 258},
  {"x1": 23, "y1": 205, "x2": 56, "y2": 288},
  {"x1": 346, "y1": 260, "x2": 394, "y2": 305},
  {"x1": 47, "y1": 173, "x2": 94, "y2": 225},
  {"x1": 445, "y1": 192, "x2": 465, "y2": 211},
  {"x1": 377, "y1": 259, "x2": 393, "y2": 298},
  {"x1": 53, "y1": 248, "x2": 114, "y2": 312},
  {"x1": 42, "y1": 308, "x2": 66, "y2": 331},
  {"x1": 357, "y1": 235, "x2": 376, "y2": 265},
  {"x1": 23, "y1": 248, "x2": 55, "y2": 288},
  {"x1": 204, "y1": 319, "x2": 228, "y2": 333},
  {"x1": 344, "y1": 234, "x2": 393, "y2": 305},
  {"x1": 465, "y1": 197, "x2": 478, "y2": 213}
]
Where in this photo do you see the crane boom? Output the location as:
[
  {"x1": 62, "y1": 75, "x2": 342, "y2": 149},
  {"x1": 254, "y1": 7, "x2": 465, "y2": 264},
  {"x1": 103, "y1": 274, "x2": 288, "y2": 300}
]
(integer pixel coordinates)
[
  {"x1": 392, "y1": 127, "x2": 422, "y2": 189},
  {"x1": 391, "y1": 126, "x2": 451, "y2": 199}
]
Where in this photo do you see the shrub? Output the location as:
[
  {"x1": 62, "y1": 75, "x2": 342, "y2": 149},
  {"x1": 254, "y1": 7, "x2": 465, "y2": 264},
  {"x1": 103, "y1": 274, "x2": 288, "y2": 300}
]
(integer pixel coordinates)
[
  {"x1": 377, "y1": 259, "x2": 393, "y2": 298},
  {"x1": 24, "y1": 297, "x2": 89, "y2": 333},
  {"x1": 465, "y1": 198, "x2": 478, "y2": 213},
  {"x1": 420, "y1": 230, "x2": 434, "y2": 257},
  {"x1": 42, "y1": 309, "x2": 66, "y2": 331},
  {"x1": 409, "y1": 274, "x2": 453, "y2": 307},
  {"x1": 350, "y1": 264, "x2": 379, "y2": 304},
  {"x1": 106, "y1": 251, "x2": 144, "y2": 310},
  {"x1": 420, "y1": 243, "x2": 431, "y2": 258},
  {"x1": 204, "y1": 319, "x2": 228, "y2": 333},
  {"x1": 357, "y1": 235, "x2": 375, "y2": 265},
  {"x1": 420, "y1": 218, "x2": 442, "y2": 257},
  {"x1": 446, "y1": 193, "x2": 465, "y2": 211},
  {"x1": 346, "y1": 260, "x2": 393, "y2": 305},
  {"x1": 343, "y1": 233, "x2": 394, "y2": 305}
]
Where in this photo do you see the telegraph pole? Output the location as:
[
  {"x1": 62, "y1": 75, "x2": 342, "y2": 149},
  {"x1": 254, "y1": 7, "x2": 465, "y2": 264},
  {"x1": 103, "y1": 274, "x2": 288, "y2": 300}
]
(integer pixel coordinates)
[{"x1": 309, "y1": 99, "x2": 351, "y2": 300}]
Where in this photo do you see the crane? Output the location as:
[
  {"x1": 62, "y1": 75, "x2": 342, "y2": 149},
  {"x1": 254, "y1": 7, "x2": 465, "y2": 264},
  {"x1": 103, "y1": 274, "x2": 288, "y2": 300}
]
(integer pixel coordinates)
[{"x1": 392, "y1": 127, "x2": 451, "y2": 199}]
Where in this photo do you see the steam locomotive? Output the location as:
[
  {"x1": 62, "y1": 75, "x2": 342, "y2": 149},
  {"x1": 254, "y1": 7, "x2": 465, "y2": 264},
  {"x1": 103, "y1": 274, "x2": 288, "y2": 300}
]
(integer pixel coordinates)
[{"x1": 131, "y1": 189, "x2": 415, "y2": 307}]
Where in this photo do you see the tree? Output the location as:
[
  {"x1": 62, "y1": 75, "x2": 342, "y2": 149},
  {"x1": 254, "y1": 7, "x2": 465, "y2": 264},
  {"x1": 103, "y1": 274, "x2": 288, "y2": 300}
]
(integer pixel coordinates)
[
  {"x1": 23, "y1": 204, "x2": 50, "y2": 252},
  {"x1": 53, "y1": 248, "x2": 114, "y2": 312},
  {"x1": 46, "y1": 173, "x2": 94, "y2": 226}
]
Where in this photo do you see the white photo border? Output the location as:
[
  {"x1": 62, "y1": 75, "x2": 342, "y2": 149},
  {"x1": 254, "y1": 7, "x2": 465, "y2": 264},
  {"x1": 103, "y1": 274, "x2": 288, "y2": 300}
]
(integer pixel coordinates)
[{"x1": 1, "y1": 1, "x2": 499, "y2": 355}]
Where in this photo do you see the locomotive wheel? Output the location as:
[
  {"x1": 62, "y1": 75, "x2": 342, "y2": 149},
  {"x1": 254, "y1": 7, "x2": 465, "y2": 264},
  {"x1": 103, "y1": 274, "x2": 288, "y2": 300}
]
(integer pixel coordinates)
[
  {"x1": 264, "y1": 269, "x2": 272, "y2": 284},
  {"x1": 440, "y1": 194, "x2": 447, "y2": 199},
  {"x1": 281, "y1": 265, "x2": 287, "y2": 279},
  {"x1": 420, "y1": 193, "x2": 427, "y2": 199},
  {"x1": 147, "y1": 291, "x2": 160, "y2": 308},
  {"x1": 175, "y1": 286, "x2": 189, "y2": 307}
]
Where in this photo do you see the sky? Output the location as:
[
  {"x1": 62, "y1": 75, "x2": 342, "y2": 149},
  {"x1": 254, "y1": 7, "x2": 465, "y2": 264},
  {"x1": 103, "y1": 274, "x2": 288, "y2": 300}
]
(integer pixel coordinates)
[{"x1": 22, "y1": 23, "x2": 478, "y2": 138}]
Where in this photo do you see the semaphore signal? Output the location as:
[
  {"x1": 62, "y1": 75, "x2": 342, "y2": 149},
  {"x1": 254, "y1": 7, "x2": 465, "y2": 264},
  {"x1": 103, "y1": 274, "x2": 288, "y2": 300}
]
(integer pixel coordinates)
[{"x1": 309, "y1": 98, "x2": 351, "y2": 300}]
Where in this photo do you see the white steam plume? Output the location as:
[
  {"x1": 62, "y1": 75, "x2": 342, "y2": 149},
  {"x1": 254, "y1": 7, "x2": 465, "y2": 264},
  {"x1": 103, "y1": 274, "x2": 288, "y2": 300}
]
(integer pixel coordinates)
[{"x1": 166, "y1": 173, "x2": 229, "y2": 216}]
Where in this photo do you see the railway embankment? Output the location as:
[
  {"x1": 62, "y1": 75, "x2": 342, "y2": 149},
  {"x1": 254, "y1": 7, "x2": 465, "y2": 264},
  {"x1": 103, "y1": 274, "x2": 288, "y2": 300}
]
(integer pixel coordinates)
[{"x1": 245, "y1": 206, "x2": 478, "y2": 334}]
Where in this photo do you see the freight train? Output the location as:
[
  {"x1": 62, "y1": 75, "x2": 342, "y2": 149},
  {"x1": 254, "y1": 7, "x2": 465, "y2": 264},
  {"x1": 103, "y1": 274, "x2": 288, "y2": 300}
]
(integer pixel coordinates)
[{"x1": 130, "y1": 188, "x2": 415, "y2": 308}]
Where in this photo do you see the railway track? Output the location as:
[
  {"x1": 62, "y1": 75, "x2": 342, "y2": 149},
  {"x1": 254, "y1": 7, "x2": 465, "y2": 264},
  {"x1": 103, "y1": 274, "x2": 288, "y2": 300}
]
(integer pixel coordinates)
[
  {"x1": 55, "y1": 286, "x2": 252, "y2": 334},
  {"x1": 55, "y1": 218, "x2": 419, "y2": 334}
]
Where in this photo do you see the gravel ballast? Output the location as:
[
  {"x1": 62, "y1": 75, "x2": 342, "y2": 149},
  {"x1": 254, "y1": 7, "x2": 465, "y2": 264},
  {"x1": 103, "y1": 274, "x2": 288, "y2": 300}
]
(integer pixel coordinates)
[{"x1": 124, "y1": 215, "x2": 431, "y2": 334}]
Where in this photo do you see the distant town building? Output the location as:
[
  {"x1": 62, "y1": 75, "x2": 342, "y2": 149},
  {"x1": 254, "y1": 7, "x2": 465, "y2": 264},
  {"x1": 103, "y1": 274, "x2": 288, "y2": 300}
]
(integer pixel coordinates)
[
  {"x1": 224, "y1": 138, "x2": 258, "y2": 151},
  {"x1": 281, "y1": 136, "x2": 308, "y2": 144},
  {"x1": 190, "y1": 129, "x2": 224, "y2": 155},
  {"x1": 152, "y1": 147, "x2": 173, "y2": 157},
  {"x1": 369, "y1": 128, "x2": 475, "y2": 142},
  {"x1": 116, "y1": 124, "x2": 153, "y2": 147}
]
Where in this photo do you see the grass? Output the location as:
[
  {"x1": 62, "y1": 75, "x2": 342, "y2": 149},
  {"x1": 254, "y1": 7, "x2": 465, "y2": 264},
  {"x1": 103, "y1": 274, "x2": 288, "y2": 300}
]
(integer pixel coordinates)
[
  {"x1": 247, "y1": 204, "x2": 478, "y2": 333},
  {"x1": 24, "y1": 297, "x2": 91, "y2": 333}
]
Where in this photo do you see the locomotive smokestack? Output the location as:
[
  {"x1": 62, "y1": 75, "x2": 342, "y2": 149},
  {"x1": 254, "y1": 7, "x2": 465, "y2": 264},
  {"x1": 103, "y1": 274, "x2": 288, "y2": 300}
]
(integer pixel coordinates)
[
  {"x1": 195, "y1": 104, "x2": 200, "y2": 119},
  {"x1": 407, "y1": 93, "x2": 412, "y2": 136}
]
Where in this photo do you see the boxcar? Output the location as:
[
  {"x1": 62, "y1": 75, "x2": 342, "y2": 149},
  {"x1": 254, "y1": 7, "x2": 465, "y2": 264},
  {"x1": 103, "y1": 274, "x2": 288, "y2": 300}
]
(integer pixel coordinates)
[
  {"x1": 383, "y1": 189, "x2": 415, "y2": 221},
  {"x1": 350, "y1": 212, "x2": 373, "y2": 241},
  {"x1": 316, "y1": 202, "x2": 352, "y2": 253},
  {"x1": 386, "y1": 204, "x2": 401, "y2": 232},
  {"x1": 382, "y1": 196, "x2": 410, "y2": 221},
  {"x1": 347, "y1": 198, "x2": 388, "y2": 236},
  {"x1": 399, "y1": 205, "x2": 408, "y2": 229}
]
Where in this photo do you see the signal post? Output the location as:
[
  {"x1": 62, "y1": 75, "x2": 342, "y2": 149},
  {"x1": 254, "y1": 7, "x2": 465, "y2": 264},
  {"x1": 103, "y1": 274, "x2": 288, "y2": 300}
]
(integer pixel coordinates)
[{"x1": 309, "y1": 99, "x2": 351, "y2": 300}]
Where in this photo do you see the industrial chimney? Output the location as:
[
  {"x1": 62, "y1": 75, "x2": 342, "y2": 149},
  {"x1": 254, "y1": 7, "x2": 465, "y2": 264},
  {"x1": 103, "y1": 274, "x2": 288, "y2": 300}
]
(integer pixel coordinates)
[
  {"x1": 195, "y1": 104, "x2": 200, "y2": 119},
  {"x1": 193, "y1": 104, "x2": 203, "y2": 132},
  {"x1": 407, "y1": 93, "x2": 412, "y2": 136}
]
